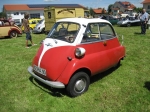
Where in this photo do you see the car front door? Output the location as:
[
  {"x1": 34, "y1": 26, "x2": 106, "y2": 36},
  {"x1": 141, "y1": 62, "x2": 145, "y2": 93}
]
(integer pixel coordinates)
[
  {"x1": 79, "y1": 22, "x2": 118, "y2": 75},
  {"x1": 0, "y1": 21, "x2": 11, "y2": 37}
]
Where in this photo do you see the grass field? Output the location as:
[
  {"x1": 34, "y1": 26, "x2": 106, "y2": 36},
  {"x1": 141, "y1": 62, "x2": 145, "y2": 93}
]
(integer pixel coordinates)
[{"x1": 0, "y1": 26, "x2": 150, "y2": 112}]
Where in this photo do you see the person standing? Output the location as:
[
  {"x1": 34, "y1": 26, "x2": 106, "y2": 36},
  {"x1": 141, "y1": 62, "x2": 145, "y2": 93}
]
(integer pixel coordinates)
[
  {"x1": 0, "y1": 18, "x2": 3, "y2": 26},
  {"x1": 140, "y1": 8, "x2": 149, "y2": 35},
  {"x1": 22, "y1": 13, "x2": 36, "y2": 48}
]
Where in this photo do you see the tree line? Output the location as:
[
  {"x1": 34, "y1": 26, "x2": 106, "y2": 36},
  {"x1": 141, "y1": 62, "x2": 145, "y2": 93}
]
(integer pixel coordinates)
[{"x1": 0, "y1": 12, "x2": 7, "y2": 18}]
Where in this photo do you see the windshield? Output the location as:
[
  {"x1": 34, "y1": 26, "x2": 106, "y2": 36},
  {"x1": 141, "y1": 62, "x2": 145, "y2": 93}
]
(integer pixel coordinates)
[
  {"x1": 38, "y1": 19, "x2": 44, "y2": 24},
  {"x1": 122, "y1": 18, "x2": 128, "y2": 21},
  {"x1": 47, "y1": 22, "x2": 80, "y2": 43}
]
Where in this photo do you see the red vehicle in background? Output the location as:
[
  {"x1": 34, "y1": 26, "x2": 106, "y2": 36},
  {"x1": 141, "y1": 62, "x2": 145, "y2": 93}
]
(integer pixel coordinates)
[{"x1": 28, "y1": 18, "x2": 125, "y2": 97}]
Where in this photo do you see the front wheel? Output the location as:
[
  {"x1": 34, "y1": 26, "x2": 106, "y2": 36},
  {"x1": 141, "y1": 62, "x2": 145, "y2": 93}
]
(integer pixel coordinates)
[
  {"x1": 66, "y1": 72, "x2": 90, "y2": 97},
  {"x1": 10, "y1": 31, "x2": 18, "y2": 38}
]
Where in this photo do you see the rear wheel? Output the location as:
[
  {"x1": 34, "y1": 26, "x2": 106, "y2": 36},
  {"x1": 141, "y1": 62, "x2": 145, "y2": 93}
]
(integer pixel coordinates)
[
  {"x1": 127, "y1": 23, "x2": 131, "y2": 27},
  {"x1": 10, "y1": 31, "x2": 18, "y2": 38},
  {"x1": 66, "y1": 72, "x2": 90, "y2": 97}
]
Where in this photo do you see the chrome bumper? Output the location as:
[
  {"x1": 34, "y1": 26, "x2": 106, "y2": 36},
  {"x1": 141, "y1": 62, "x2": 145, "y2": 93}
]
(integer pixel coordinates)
[{"x1": 28, "y1": 66, "x2": 65, "y2": 88}]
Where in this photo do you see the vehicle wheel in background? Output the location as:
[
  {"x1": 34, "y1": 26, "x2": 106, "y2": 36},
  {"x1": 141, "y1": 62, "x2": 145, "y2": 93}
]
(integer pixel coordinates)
[
  {"x1": 127, "y1": 23, "x2": 131, "y2": 27},
  {"x1": 10, "y1": 31, "x2": 18, "y2": 38}
]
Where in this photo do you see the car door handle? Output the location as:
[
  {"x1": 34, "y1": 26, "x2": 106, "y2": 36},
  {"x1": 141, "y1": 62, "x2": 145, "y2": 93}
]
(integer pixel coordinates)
[{"x1": 103, "y1": 41, "x2": 107, "y2": 46}]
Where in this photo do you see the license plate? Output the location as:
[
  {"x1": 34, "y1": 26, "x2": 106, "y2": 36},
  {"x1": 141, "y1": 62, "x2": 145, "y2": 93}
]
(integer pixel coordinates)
[{"x1": 33, "y1": 65, "x2": 46, "y2": 76}]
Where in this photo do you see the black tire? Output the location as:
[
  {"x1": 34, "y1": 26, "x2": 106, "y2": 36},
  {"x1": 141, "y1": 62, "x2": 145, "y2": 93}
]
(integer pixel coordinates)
[
  {"x1": 41, "y1": 28, "x2": 45, "y2": 33},
  {"x1": 127, "y1": 23, "x2": 131, "y2": 27},
  {"x1": 114, "y1": 60, "x2": 121, "y2": 68},
  {"x1": 45, "y1": 31, "x2": 49, "y2": 35},
  {"x1": 66, "y1": 72, "x2": 90, "y2": 97},
  {"x1": 10, "y1": 31, "x2": 18, "y2": 38}
]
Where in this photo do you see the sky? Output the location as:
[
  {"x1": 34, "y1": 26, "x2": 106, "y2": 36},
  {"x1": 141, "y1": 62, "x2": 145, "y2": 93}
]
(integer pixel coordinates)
[{"x1": 0, "y1": 0, "x2": 144, "y2": 12}]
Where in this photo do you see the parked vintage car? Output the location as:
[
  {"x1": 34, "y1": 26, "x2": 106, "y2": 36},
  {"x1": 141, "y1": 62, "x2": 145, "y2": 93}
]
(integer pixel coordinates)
[
  {"x1": 109, "y1": 18, "x2": 119, "y2": 25},
  {"x1": 28, "y1": 18, "x2": 126, "y2": 97},
  {"x1": 33, "y1": 19, "x2": 45, "y2": 34},
  {"x1": 0, "y1": 20, "x2": 22, "y2": 38},
  {"x1": 101, "y1": 15, "x2": 119, "y2": 25},
  {"x1": 22, "y1": 18, "x2": 41, "y2": 32},
  {"x1": 14, "y1": 20, "x2": 22, "y2": 27},
  {"x1": 117, "y1": 17, "x2": 141, "y2": 27}
]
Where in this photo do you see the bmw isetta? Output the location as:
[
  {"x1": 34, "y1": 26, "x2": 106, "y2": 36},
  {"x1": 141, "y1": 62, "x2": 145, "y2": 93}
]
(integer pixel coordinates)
[{"x1": 28, "y1": 18, "x2": 125, "y2": 97}]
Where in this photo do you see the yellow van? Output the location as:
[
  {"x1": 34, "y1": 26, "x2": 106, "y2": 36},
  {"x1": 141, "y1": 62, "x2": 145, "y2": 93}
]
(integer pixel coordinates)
[
  {"x1": 44, "y1": 4, "x2": 90, "y2": 34},
  {"x1": 22, "y1": 18, "x2": 41, "y2": 32}
]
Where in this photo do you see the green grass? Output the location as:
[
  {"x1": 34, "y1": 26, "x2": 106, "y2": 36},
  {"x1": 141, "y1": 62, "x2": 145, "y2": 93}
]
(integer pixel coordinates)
[{"x1": 0, "y1": 26, "x2": 150, "y2": 112}]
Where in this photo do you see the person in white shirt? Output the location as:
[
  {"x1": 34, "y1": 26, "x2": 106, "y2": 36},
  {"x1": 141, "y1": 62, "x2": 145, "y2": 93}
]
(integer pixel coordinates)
[
  {"x1": 140, "y1": 8, "x2": 149, "y2": 34},
  {"x1": 0, "y1": 18, "x2": 3, "y2": 26},
  {"x1": 0, "y1": 21, "x2": 2, "y2": 26}
]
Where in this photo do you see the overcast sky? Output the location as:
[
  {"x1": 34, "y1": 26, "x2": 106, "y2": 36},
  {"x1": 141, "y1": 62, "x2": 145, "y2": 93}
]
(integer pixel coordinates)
[{"x1": 0, "y1": 0, "x2": 144, "y2": 12}]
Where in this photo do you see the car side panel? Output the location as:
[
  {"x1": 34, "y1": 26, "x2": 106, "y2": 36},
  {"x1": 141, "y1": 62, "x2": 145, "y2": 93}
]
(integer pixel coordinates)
[
  {"x1": 8, "y1": 27, "x2": 22, "y2": 35},
  {"x1": 0, "y1": 26, "x2": 11, "y2": 36},
  {"x1": 57, "y1": 38, "x2": 125, "y2": 84}
]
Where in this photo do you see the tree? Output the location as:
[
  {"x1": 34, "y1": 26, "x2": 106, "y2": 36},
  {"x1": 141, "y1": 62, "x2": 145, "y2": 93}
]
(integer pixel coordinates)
[
  {"x1": 107, "y1": 4, "x2": 113, "y2": 14},
  {"x1": 0, "y1": 12, "x2": 7, "y2": 18},
  {"x1": 133, "y1": 7, "x2": 142, "y2": 13},
  {"x1": 89, "y1": 8, "x2": 95, "y2": 17},
  {"x1": 102, "y1": 8, "x2": 105, "y2": 14}
]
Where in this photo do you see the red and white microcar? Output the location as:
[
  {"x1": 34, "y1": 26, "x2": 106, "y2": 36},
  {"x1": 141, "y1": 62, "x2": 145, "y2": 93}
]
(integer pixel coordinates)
[{"x1": 28, "y1": 18, "x2": 125, "y2": 97}]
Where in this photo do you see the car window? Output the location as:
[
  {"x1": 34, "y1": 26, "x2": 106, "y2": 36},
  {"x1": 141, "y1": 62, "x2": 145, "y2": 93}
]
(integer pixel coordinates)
[
  {"x1": 33, "y1": 20, "x2": 36, "y2": 24},
  {"x1": 38, "y1": 19, "x2": 44, "y2": 24},
  {"x1": 81, "y1": 23, "x2": 101, "y2": 43},
  {"x1": 37, "y1": 20, "x2": 41, "y2": 23},
  {"x1": 48, "y1": 12, "x2": 51, "y2": 19},
  {"x1": 4, "y1": 21, "x2": 10, "y2": 26},
  {"x1": 99, "y1": 23, "x2": 116, "y2": 40},
  {"x1": 81, "y1": 23, "x2": 116, "y2": 43},
  {"x1": 47, "y1": 22, "x2": 80, "y2": 43},
  {"x1": 30, "y1": 20, "x2": 36, "y2": 24}
]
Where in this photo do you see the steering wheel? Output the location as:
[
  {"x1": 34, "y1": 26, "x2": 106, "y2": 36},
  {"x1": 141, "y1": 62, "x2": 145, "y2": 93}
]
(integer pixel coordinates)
[
  {"x1": 68, "y1": 37, "x2": 74, "y2": 43},
  {"x1": 65, "y1": 36, "x2": 74, "y2": 43}
]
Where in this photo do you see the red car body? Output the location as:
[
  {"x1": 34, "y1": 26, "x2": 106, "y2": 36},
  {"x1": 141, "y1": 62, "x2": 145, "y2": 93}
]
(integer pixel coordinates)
[{"x1": 28, "y1": 18, "x2": 125, "y2": 97}]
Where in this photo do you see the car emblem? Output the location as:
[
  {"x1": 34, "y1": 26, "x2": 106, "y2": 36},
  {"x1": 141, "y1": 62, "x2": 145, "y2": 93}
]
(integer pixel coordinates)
[{"x1": 45, "y1": 43, "x2": 53, "y2": 47}]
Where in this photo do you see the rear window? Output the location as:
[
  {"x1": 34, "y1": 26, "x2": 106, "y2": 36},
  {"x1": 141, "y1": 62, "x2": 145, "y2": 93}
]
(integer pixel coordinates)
[
  {"x1": 38, "y1": 19, "x2": 44, "y2": 24},
  {"x1": 48, "y1": 12, "x2": 51, "y2": 19}
]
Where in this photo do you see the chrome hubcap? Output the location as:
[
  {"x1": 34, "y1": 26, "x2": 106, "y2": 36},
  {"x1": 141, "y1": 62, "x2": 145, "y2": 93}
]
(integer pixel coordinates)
[
  {"x1": 74, "y1": 79, "x2": 86, "y2": 93},
  {"x1": 12, "y1": 33, "x2": 15, "y2": 36}
]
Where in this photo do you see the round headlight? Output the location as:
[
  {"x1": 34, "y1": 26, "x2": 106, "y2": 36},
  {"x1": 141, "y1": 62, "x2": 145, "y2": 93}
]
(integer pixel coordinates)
[{"x1": 75, "y1": 47, "x2": 86, "y2": 57}]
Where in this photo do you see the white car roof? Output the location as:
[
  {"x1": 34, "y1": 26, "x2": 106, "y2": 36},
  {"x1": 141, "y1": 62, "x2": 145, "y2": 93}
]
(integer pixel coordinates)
[{"x1": 57, "y1": 18, "x2": 111, "y2": 25}]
